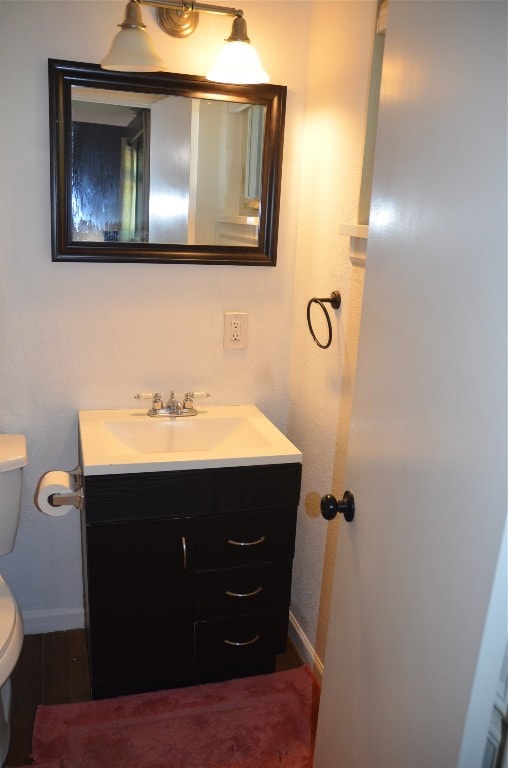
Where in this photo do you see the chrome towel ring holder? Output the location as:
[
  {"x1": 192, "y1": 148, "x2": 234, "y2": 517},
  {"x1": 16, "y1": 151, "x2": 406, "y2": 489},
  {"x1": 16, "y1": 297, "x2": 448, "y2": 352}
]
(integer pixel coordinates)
[{"x1": 306, "y1": 290, "x2": 342, "y2": 349}]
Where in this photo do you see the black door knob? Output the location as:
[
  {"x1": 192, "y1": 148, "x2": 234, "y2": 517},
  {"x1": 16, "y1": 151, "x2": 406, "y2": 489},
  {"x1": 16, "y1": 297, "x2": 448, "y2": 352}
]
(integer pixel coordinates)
[{"x1": 320, "y1": 491, "x2": 355, "y2": 522}]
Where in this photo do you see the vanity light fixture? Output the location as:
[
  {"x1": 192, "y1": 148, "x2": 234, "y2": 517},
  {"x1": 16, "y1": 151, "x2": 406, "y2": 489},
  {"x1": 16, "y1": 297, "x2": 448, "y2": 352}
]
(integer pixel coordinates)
[
  {"x1": 205, "y1": 14, "x2": 269, "y2": 84},
  {"x1": 101, "y1": 0, "x2": 170, "y2": 72},
  {"x1": 101, "y1": 0, "x2": 269, "y2": 84}
]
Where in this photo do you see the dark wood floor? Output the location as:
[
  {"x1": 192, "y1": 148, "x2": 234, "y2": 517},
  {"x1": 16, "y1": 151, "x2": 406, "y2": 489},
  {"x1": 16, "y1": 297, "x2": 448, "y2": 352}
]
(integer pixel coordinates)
[
  {"x1": 5, "y1": 630, "x2": 302, "y2": 767},
  {"x1": 6, "y1": 630, "x2": 90, "y2": 767}
]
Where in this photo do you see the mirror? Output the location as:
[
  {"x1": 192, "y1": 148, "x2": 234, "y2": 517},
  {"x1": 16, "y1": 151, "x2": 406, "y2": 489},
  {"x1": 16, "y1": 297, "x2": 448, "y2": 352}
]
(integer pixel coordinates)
[{"x1": 49, "y1": 60, "x2": 287, "y2": 265}]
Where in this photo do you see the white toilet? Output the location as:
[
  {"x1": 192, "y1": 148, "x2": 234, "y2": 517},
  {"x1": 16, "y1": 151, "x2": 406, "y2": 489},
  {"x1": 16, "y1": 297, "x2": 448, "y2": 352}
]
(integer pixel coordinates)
[{"x1": 0, "y1": 435, "x2": 27, "y2": 766}]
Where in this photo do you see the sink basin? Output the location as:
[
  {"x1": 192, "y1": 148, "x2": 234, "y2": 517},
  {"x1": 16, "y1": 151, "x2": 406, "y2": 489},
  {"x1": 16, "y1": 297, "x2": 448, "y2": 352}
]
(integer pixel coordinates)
[
  {"x1": 79, "y1": 405, "x2": 302, "y2": 475},
  {"x1": 0, "y1": 435, "x2": 27, "y2": 471},
  {"x1": 103, "y1": 415, "x2": 270, "y2": 454}
]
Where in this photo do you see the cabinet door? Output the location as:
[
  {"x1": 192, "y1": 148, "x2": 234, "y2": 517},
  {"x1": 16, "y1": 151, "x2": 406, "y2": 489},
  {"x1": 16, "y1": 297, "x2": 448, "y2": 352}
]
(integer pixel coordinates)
[{"x1": 85, "y1": 517, "x2": 195, "y2": 696}]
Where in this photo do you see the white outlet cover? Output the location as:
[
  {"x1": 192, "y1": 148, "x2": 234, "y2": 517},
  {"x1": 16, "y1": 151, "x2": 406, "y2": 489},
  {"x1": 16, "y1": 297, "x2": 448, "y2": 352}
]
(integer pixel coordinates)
[{"x1": 224, "y1": 311, "x2": 248, "y2": 349}]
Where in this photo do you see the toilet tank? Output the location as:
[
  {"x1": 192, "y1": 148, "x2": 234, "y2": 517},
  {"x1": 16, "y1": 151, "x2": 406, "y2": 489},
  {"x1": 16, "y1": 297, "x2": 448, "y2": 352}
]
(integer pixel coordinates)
[{"x1": 0, "y1": 436, "x2": 27, "y2": 556}]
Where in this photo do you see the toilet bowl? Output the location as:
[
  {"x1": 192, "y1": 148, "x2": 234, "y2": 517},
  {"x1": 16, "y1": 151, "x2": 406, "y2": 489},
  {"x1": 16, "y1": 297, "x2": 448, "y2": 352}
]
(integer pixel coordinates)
[
  {"x1": 0, "y1": 434, "x2": 27, "y2": 766},
  {"x1": 0, "y1": 576, "x2": 23, "y2": 766}
]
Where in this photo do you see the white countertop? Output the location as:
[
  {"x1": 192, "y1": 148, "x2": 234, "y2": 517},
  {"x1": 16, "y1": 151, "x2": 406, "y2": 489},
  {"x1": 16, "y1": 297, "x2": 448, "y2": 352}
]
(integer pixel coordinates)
[{"x1": 79, "y1": 405, "x2": 302, "y2": 475}]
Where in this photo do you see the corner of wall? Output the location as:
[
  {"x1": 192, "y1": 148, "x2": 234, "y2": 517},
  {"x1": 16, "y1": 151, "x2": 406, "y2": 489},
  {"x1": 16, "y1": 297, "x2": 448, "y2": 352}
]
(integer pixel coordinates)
[{"x1": 287, "y1": 0, "x2": 378, "y2": 671}]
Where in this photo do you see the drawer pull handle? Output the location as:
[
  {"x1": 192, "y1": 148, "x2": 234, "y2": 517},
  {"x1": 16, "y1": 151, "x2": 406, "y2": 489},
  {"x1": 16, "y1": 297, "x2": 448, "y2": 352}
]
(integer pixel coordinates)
[
  {"x1": 182, "y1": 536, "x2": 187, "y2": 572},
  {"x1": 227, "y1": 535, "x2": 267, "y2": 547},
  {"x1": 225, "y1": 586, "x2": 263, "y2": 598},
  {"x1": 224, "y1": 634, "x2": 260, "y2": 647}
]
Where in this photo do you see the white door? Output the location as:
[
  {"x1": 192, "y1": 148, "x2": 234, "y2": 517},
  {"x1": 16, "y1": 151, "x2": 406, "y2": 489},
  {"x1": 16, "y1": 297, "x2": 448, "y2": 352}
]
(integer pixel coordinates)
[{"x1": 314, "y1": 2, "x2": 507, "y2": 767}]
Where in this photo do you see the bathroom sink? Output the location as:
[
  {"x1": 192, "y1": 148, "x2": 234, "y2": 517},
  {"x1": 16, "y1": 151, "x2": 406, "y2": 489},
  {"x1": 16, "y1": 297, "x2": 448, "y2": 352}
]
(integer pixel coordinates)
[
  {"x1": 0, "y1": 435, "x2": 27, "y2": 471},
  {"x1": 79, "y1": 405, "x2": 301, "y2": 475},
  {"x1": 102, "y1": 415, "x2": 270, "y2": 454}
]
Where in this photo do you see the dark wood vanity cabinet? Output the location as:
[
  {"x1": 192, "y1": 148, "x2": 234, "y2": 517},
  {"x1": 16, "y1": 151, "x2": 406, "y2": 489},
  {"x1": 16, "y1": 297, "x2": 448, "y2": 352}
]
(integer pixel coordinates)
[{"x1": 81, "y1": 463, "x2": 301, "y2": 699}]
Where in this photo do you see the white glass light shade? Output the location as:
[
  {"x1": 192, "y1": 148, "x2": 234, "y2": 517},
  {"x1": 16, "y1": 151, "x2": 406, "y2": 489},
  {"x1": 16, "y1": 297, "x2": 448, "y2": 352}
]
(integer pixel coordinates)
[
  {"x1": 206, "y1": 41, "x2": 269, "y2": 84},
  {"x1": 101, "y1": 27, "x2": 169, "y2": 72}
]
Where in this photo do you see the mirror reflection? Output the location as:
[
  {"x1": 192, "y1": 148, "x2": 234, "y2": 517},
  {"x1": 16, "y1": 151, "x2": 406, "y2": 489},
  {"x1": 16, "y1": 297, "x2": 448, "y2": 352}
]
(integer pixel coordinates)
[
  {"x1": 71, "y1": 87, "x2": 265, "y2": 248},
  {"x1": 49, "y1": 60, "x2": 286, "y2": 265}
]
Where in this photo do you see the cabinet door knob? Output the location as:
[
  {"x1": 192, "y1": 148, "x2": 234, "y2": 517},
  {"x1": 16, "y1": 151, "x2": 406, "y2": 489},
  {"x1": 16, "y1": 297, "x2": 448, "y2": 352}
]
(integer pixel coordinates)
[
  {"x1": 227, "y1": 535, "x2": 267, "y2": 547},
  {"x1": 181, "y1": 536, "x2": 187, "y2": 571}
]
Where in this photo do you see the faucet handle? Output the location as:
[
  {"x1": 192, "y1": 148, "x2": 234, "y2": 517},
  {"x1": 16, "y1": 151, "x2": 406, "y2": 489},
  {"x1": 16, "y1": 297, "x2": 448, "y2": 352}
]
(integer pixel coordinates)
[
  {"x1": 183, "y1": 391, "x2": 210, "y2": 408},
  {"x1": 135, "y1": 392, "x2": 163, "y2": 409}
]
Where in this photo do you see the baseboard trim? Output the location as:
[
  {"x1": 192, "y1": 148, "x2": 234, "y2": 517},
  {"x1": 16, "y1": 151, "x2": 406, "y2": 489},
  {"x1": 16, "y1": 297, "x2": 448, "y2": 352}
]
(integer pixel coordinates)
[
  {"x1": 22, "y1": 607, "x2": 85, "y2": 635},
  {"x1": 288, "y1": 610, "x2": 324, "y2": 685}
]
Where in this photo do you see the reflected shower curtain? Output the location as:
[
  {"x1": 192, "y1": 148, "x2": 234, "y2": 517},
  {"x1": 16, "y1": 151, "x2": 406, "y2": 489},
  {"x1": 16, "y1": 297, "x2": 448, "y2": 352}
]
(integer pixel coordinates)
[{"x1": 119, "y1": 139, "x2": 137, "y2": 242}]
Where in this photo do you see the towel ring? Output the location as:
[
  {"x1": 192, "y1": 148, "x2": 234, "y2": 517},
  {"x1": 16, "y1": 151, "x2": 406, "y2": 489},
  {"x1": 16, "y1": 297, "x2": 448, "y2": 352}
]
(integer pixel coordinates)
[{"x1": 307, "y1": 291, "x2": 342, "y2": 349}]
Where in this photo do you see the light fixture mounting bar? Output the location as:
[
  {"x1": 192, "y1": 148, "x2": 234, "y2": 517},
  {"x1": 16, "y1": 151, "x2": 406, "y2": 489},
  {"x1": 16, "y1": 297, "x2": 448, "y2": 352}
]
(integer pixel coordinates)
[{"x1": 140, "y1": 0, "x2": 243, "y2": 19}]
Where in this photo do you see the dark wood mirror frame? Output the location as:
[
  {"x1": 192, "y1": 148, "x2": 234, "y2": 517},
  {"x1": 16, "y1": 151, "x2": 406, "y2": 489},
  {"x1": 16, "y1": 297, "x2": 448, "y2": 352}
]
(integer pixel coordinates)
[{"x1": 48, "y1": 59, "x2": 286, "y2": 265}]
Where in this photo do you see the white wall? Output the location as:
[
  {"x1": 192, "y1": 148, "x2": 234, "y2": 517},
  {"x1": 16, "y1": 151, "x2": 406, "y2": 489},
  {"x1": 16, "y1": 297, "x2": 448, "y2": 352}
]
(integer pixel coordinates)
[{"x1": 0, "y1": 0, "x2": 374, "y2": 650}]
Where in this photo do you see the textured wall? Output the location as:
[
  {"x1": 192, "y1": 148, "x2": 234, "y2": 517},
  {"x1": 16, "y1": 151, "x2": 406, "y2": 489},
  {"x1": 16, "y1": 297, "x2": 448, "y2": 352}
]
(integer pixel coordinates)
[
  {"x1": 0, "y1": 0, "x2": 375, "y2": 662},
  {"x1": 0, "y1": 0, "x2": 311, "y2": 631}
]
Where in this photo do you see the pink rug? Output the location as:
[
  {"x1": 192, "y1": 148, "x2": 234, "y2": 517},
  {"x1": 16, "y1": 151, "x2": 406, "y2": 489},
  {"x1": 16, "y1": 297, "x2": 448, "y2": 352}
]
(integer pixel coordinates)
[{"x1": 20, "y1": 666, "x2": 319, "y2": 768}]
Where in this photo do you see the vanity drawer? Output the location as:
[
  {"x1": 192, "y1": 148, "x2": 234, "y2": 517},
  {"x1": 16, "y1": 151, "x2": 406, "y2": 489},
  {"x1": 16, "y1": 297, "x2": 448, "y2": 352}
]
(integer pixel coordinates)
[
  {"x1": 196, "y1": 508, "x2": 296, "y2": 570},
  {"x1": 195, "y1": 561, "x2": 292, "y2": 620},
  {"x1": 194, "y1": 609, "x2": 289, "y2": 670}
]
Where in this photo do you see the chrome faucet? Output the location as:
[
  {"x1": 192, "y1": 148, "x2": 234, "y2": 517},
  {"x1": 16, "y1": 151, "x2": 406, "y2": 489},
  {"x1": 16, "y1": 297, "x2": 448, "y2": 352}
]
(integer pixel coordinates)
[{"x1": 135, "y1": 391, "x2": 210, "y2": 417}]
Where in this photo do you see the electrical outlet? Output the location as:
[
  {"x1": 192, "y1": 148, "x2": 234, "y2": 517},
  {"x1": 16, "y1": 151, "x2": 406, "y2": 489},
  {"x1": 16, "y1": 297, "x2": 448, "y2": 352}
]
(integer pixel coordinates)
[{"x1": 224, "y1": 312, "x2": 248, "y2": 349}]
